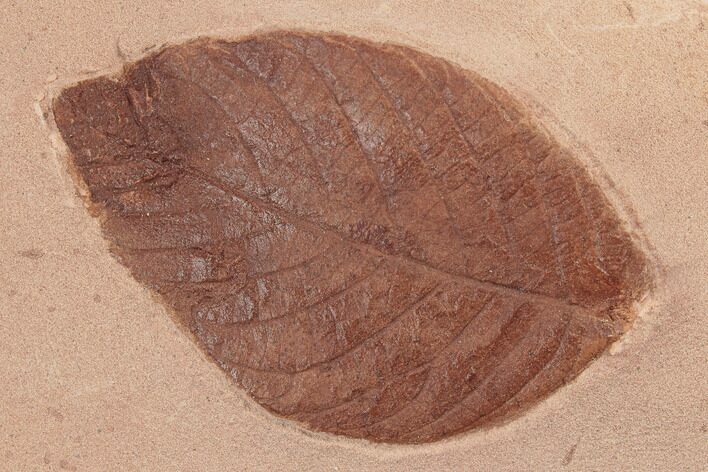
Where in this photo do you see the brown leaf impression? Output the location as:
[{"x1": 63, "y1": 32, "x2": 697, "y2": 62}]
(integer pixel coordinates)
[{"x1": 53, "y1": 31, "x2": 651, "y2": 443}]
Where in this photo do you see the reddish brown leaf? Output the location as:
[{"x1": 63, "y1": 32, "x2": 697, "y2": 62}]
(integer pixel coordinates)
[{"x1": 53, "y1": 31, "x2": 651, "y2": 443}]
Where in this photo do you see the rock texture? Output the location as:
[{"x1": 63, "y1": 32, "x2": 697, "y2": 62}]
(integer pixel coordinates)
[{"x1": 53, "y1": 31, "x2": 650, "y2": 443}]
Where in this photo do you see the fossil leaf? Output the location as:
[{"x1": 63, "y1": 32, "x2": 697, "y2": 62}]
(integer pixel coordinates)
[{"x1": 53, "y1": 31, "x2": 650, "y2": 443}]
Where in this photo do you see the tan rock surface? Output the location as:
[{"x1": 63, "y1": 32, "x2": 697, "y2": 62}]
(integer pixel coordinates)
[{"x1": 1, "y1": 1, "x2": 706, "y2": 470}]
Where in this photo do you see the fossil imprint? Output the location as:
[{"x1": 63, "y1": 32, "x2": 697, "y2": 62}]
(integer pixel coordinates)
[{"x1": 53, "y1": 31, "x2": 650, "y2": 443}]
